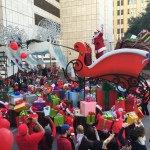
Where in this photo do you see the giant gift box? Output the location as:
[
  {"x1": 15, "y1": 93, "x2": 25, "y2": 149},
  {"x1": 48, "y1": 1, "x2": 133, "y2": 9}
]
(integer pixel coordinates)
[
  {"x1": 70, "y1": 92, "x2": 78, "y2": 107},
  {"x1": 14, "y1": 103, "x2": 27, "y2": 112},
  {"x1": 126, "y1": 112, "x2": 138, "y2": 125},
  {"x1": 115, "y1": 97, "x2": 126, "y2": 110},
  {"x1": 25, "y1": 94, "x2": 37, "y2": 104},
  {"x1": 96, "y1": 88, "x2": 117, "y2": 110},
  {"x1": 11, "y1": 94, "x2": 23, "y2": 105},
  {"x1": 97, "y1": 116, "x2": 113, "y2": 131},
  {"x1": 86, "y1": 112, "x2": 96, "y2": 124},
  {"x1": 54, "y1": 116, "x2": 64, "y2": 127},
  {"x1": 80, "y1": 101, "x2": 96, "y2": 116},
  {"x1": 126, "y1": 94, "x2": 135, "y2": 112},
  {"x1": 49, "y1": 108, "x2": 58, "y2": 117},
  {"x1": 51, "y1": 95, "x2": 60, "y2": 108},
  {"x1": 66, "y1": 90, "x2": 71, "y2": 100}
]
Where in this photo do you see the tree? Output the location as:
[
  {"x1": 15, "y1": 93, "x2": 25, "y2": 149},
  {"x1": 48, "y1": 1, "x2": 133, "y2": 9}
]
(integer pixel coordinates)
[{"x1": 126, "y1": 2, "x2": 150, "y2": 35}]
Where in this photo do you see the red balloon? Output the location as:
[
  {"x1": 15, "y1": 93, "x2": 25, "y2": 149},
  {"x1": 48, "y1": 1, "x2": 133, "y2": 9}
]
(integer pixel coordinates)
[
  {"x1": 10, "y1": 42, "x2": 18, "y2": 50},
  {"x1": 0, "y1": 128, "x2": 14, "y2": 150},
  {"x1": 20, "y1": 52, "x2": 27, "y2": 59},
  {"x1": 69, "y1": 126, "x2": 74, "y2": 133},
  {"x1": 0, "y1": 118, "x2": 10, "y2": 128}
]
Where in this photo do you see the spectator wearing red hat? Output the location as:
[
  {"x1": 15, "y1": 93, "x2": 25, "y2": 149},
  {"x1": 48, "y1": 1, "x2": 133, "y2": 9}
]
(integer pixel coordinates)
[
  {"x1": 57, "y1": 124, "x2": 72, "y2": 150},
  {"x1": 16, "y1": 118, "x2": 45, "y2": 150},
  {"x1": 65, "y1": 107, "x2": 74, "y2": 127},
  {"x1": 112, "y1": 110, "x2": 125, "y2": 148}
]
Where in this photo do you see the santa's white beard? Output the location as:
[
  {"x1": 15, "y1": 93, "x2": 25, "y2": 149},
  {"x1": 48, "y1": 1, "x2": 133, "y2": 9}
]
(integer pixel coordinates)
[{"x1": 93, "y1": 32, "x2": 99, "y2": 38}]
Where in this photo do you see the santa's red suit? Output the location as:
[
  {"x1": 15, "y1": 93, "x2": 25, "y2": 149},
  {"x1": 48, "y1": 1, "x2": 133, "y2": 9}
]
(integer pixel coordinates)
[{"x1": 92, "y1": 29, "x2": 106, "y2": 59}]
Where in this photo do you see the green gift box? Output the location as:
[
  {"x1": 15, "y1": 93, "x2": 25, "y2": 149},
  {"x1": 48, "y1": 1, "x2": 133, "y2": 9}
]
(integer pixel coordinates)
[
  {"x1": 54, "y1": 116, "x2": 64, "y2": 127},
  {"x1": 49, "y1": 108, "x2": 58, "y2": 117},
  {"x1": 86, "y1": 115, "x2": 96, "y2": 124},
  {"x1": 51, "y1": 95, "x2": 60, "y2": 108}
]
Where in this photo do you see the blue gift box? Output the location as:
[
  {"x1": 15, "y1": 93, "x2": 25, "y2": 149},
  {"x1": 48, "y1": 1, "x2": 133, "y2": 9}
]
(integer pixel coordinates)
[
  {"x1": 11, "y1": 94, "x2": 23, "y2": 105},
  {"x1": 66, "y1": 90, "x2": 71, "y2": 99},
  {"x1": 70, "y1": 92, "x2": 78, "y2": 107},
  {"x1": 80, "y1": 90, "x2": 85, "y2": 100},
  {"x1": 59, "y1": 90, "x2": 65, "y2": 99}
]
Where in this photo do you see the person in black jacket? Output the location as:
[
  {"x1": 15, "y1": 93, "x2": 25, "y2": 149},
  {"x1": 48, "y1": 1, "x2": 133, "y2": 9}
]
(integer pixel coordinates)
[{"x1": 118, "y1": 123, "x2": 147, "y2": 150}]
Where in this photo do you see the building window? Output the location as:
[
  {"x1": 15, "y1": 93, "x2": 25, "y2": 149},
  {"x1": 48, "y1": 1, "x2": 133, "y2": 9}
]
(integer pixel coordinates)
[
  {"x1": 121, "y1": 10, "x2": 124, "y2": 15},
  {"x1": 121, "y1": 0, "x2": 124, "y2": 5},
  {"x1": 121, "y1": 28, "x2": 124, "y2": 33},
  {"x1": 117, "y1": 10, "x2": 120, "y2": 15},
  {"x1": 117, "y1": 0, "x2": 120, "y2": 6},
  {"x1": 117, "y1": 19, "x2": 120, "y2": 24},
  {"x1": 35, "y1": 14, "x2": 46, "y2": 25},
  {"x1": 117, "y1": 29, "x2": 120, "y2": 34},
  {"x1": 128, "y1": 9, "x2": 130, "y2": 14},
  {"x1": 34, "y1": 0, "x2": 60, "y2": 18},
  {"x1": 121, "y1": 19, "x2": 124, "y2": 24}
]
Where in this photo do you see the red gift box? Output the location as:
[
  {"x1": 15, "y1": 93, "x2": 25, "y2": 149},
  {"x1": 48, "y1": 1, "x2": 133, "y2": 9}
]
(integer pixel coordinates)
[
  {"x1": 115, "y1": 100, "x2": 125, "y2": 110},
  {"x1": 16, "y1": 116, "x2": 28, "y2": 127},
  {"x1": 126, "y1": 94, "x2": 135, "y2": 112},
  {"x1": 96, "y1": 89, "x2": 104, "y2": 108},
  {"x1": 109, "y1": 90, "x2": 117, "y2": 109},
  {"x1": 97, "y1": 116, "x2": 113, "y2": 131}
]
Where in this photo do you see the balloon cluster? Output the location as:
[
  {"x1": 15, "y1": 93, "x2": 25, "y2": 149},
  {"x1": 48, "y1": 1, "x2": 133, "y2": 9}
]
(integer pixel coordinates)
[{"x1": 0, "y1": 115, "x2": 14, "y2": 150}]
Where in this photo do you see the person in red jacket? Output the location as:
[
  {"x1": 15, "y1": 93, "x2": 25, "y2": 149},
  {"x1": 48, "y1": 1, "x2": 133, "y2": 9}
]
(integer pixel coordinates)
[
  {"x1": 92, "y1": 24, "x2": 106, "y2": 59},
  {"x1": 57, "y1": 124, "x2": 72, "y2": 150},
  {"x1": 16, "y1": 119, "x2": 45, "y2": 150}
]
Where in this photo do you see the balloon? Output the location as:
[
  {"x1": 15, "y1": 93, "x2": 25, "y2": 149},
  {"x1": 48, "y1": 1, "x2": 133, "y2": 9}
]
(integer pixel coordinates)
[
  {"x1": 69, "y1": 126, "x2": 74, "y2": 133},
  {"x1": 0, "y1": 118, "x2": 10, "y2": 128},
  {"x1": 20, "y1": 52, "x2": 27, "y2": 59},
  {"x1": 0, "y1": 128, "x2": 14, "y2": 150},
  {"x1": 10, "y1": 42, "x2": 18, "y2": 50}
]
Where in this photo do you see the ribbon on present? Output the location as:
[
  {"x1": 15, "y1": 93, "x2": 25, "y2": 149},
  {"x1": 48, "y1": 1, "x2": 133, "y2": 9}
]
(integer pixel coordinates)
[
  {"x1": 19, "y1": 110, "x2": 28, "y2": 116},
  {"x1": 102, "y1": 82, "x2": 115, "y2": 110},
  {"x1": 102, "y1": 118, "x2": 107, "y2": 130},
  {"x1": 103, "y1": 114, "x2": 113, "y2": 120},
  {"x1": 85, "y1": 97, "x2": 93, "y2": 102},
  {"x1": 88, "y1": 111, "x2": 95, "y2": 122},
  {"x1": 117, "y1": 97, "x2": 126, "y2": 101},
  {"x1": 15, "y1": 92, "x2": 20, "y2": 95},
  {"x1": 36, "y1": 93, "x2": 42, "y2": 97}
]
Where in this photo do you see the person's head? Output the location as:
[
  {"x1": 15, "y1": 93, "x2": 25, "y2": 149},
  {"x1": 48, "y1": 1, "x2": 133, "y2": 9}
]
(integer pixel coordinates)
[
  {"x1": 86, "y1": 126, "x2": 96, "y2": 141},
  {"x1": 129, "y1": 129, "x2": 139, "y2": 141},
  {"x1": 45, "y1": 125, "x2": 52, "y2": 135},
  {"x1": 33, "y1": 125, "x2": 39, "y2": 133},
  {"x1": 76, "y1": 125, "x2": 84, "y2": 134},
  {"x1": 134, "y1": 126, "x2": 146, "y2": 137},
  {"x1": 61, "y1": 124, "x2": 70, "y2": 136},
  {"x1": 18, "y1": 123, "x2": 29, "y2": 136}
]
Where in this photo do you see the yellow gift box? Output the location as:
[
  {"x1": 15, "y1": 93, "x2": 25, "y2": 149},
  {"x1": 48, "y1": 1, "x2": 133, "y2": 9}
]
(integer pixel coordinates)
[
  {"x1": 14, "y1": 103, "x2": 27, "y2": 112},
  {"x1": 126, "y1": 112, "x2": 138, "y2": 125}
]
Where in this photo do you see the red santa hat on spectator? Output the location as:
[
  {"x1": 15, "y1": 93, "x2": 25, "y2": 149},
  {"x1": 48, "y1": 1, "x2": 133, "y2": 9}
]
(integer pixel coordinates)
[
  {"x1": 96, "y1": 104, "x2": 103, "y2": 111},
  {"x1": 66, "y1": 107, "x2": 74, "y2": 115},
  {"x1": 0, "y1": 108, "x2": 7, "y2": 117},
  {"x1": 60, "y1": 102, "x2": 66, "y2": 110},
  {"x1": 113, "y1": 110, "x2": 121, "y2": 121},
  {"x1": 97, "y1": 84, "x2": 101, "y2": 88},
  {"x1": 57, "y1": 110, "x2": 64, "y2": 116},
  {"x1": 0, "y1": 101, "x2": 9, "y2": 109},
  {"x1": 30, "y1": 106, "x2": 37, "y2": 114},
  {"x1": 53, "y1": 105, "x2": 60, "y2": 111}
]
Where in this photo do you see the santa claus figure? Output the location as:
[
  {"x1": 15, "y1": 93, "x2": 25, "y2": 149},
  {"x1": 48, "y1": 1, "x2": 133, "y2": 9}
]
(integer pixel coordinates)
[{"x1": 92, "y1": 24, "x2": 106, "y2": 59}]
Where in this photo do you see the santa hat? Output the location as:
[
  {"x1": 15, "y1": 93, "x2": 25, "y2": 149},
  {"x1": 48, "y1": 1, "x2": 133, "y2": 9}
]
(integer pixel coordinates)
[
  {"x1": 30, "y1": 106, "x2": 37, "y2": 114},
  {"x1": 60, "y1": 102, "x2": 66, "y2": 110},
  {"x1": 96, "y1": 104, "x2": 103, "y2": 111},
  {"x1": 57, "y1": 110, "x2": 64, "y2": 116},
  {"x1": 94, "y1": 29, "x2": 100, "y2": 33},
  {"x1": 0, "y1": 108, "x2": 7, "y2": 117},
  {"x1": 53, "y1": 105, "x2": 60, "y2": 111},
  {"x1": 0, "y1": 101, "x2": 9, "y2": 109},
  {"x1": 97, "y1": 84, "x2": 101, "y2": 88},
  {"x1": 113, "y1": 110, "x2": 121, "y2": 120},
  {"x1": 66, "y1": 107, "x2": 74, "y2": 115}
]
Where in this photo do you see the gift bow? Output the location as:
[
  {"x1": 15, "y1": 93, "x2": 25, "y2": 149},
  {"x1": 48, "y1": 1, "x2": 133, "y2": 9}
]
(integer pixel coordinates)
[
  {"x1": 103, "y1": 114, "x2": 113, "y2": 120},
  {"x1": 117, "y1": 97, "x2": 126, "y2": 101},
  {"x1": 88, "y1": 111, "x2": 95, "y2": 115},
  {"x1": 86, "y1": 98, "x2": 93, "y2": 102},
  {"x1": 19, "y1": 110, "x2": 28, "y2": 116}
]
